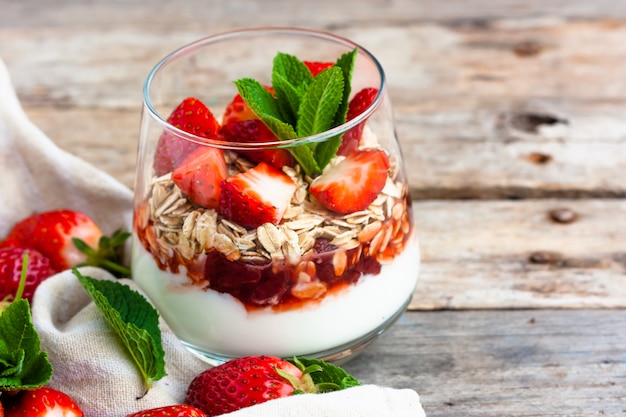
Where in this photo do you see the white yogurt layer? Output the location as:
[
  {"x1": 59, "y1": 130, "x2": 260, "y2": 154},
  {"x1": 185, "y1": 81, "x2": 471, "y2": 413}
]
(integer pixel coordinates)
[{"x1": 132, "y1": 234, "x2": 420, "y2": 358}]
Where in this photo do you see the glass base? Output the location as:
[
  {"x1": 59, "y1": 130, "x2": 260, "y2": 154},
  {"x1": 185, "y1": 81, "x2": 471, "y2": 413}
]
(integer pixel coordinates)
[{"x1": 181, "y1": 293, "x2": 413, "y2": 367}]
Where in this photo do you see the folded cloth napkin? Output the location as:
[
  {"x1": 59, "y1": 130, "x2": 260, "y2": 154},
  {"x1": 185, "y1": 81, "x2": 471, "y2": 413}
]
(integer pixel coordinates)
[{"x1": 0, "y1": 57, "x2": 426, "y2": 417}]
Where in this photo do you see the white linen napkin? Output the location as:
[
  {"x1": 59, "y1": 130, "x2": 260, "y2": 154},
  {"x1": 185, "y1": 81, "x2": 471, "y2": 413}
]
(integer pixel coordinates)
[{"x1": 0, "y1": 57, "x2": 425, "y2": 417}]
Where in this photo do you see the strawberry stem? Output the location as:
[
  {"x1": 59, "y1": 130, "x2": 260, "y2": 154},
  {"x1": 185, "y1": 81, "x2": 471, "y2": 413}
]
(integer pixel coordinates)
[
  {"x1": 275, "y1": 366, "x2": 317, "y2": 394},
  {"x1": 73, "y1": 229, "x2": 132, "y2": 277},
  {"x1": 96, "y1": 259, "x2": 131, "y2": 277},
  {"x1": 14, "y1": 252, "x2": 29, "y2": 301}
]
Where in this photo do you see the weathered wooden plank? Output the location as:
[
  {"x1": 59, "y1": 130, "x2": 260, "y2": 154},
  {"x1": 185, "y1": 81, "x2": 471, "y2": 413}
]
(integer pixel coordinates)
[
  {"x1": 16, "y1": 106, "x2": 626, "y2": 196},
  {"x1": 2, "y1": 19, "x2": 625, "y2": 196},
  {"x1": 345, "y1": 309, "x2": 626, "y2": 417},
  {"x1": 3, "y1": 0, "x2": 626, "y2": 30},
  {"x1": 410, "y1": 199, "x2": 626, "y2": 309}
]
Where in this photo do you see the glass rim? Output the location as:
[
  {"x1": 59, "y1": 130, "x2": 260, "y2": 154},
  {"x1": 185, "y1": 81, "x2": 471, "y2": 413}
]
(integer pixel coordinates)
[{"x1": 142, "y1": 26, "x2": 387, "y2": 150}]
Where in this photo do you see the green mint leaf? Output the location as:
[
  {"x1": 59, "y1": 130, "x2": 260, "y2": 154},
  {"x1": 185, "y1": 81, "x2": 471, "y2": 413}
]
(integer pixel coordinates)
[
  {"x1": 235, "y1": 78, "x2": 299, "y2": 139},
  {"x1": 290, "y1": 357, "x2": 361, "y2": 393},
  {"x1": 273, "y1": 52, "x2": 314, "y2": 88},
  {"x1": 74, "y1": 269, "x2": 166, "y2": 392},
  {"x1": 296, "y1": 66, "x2": 344, "y2": 138},
  {"x1": 234, "y1": 78, "x2": 282, "y2": 120},
  {"x1": 272, "y1": 52, "x2": 313, "y2": 124},
  {"x1": 0, "y1": 299, "x2": 53, "y2": 391},
  {"x1": 313, "y1": 49, "x2": 358, "y2": 169},
  {"x1": 313, "y1": 135, "x2": 341, "y2": 170},
  {"x1": 296, "y1": 66, "x2": 344, "y2": 174},
  {"x1": 290, "y1": 146, "x2": 321, "y2": 176},
  {"x1": 333, "y1": 48, "x2": 357, "y2": 127},
  {"x1": 272, "y1": 73, "x2": 302, "y2": 126}
]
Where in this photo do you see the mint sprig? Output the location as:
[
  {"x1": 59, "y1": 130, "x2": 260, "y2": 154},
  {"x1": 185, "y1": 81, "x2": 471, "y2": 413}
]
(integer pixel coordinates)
[
  {"x1": 272, "y1": 52, "x2": 313, "y2": 125},
  {"x1": 234, "y1": 48, "x2": 358, "y2": 176},
  {"x1": 0, "y1": 299, "x2": 53, "y2": 391},
  {"x1": 74, "y1": 269, "x2": 166, "y2": 394},
  {"x1": 296, "y1": 66, "x2": 344, "y2": 137}
]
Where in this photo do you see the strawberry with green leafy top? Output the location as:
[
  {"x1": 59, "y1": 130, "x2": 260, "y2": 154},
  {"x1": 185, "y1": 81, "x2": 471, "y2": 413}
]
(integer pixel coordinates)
[
  {"x1": 218, "y1": 162, "x2": 297, "y2": 229},
  {"x1": 185, "y1": 356, "x2": 360, "y2": 417},
  {"x1": 310, "y1": 149, "x2": 390, "y2": 214},
  {"x1": 172, "y1": 146, "x2": 228, "y2": 209},
  {"x1": 1, "y1": 210, "x2": 130, "y2": 277},
  {"x1": 154, "y1": 97, "x2": 221, "y2": 176},
  {"x1": 1, "y1": 210, "x2": 102, "y2": 273},
  {"x1": 3, "y1": 387, "x2": 84, "y2": 417},
  {"x1": 125, "y1": 404, "x2": 206, "y2": 417}
]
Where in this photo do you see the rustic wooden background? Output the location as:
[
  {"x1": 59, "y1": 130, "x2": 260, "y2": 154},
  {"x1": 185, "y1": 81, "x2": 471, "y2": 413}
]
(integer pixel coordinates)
[
  {"x1": 1, "y1": 1, "x2": 625, "y2": 415},
  {"x1": 2, "y1": 0, "x2": 624, "y2": 310}
]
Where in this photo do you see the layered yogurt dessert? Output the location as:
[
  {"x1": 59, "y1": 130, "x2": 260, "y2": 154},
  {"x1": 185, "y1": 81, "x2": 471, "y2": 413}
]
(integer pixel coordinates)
[{"x1": 133, "y1": 39, "x2": 419, "y2": 362}]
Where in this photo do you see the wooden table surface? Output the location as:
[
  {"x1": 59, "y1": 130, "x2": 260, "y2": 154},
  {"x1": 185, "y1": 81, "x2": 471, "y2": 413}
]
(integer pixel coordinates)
[{"x1": 2, "y1": 1, "x2": 625, "y2": 415}]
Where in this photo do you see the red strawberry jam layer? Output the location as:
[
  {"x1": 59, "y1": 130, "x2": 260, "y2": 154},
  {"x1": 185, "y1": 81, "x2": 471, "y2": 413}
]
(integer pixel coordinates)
[{"x1": 203, "y1": 238, "x2": 383, "y2": 309}]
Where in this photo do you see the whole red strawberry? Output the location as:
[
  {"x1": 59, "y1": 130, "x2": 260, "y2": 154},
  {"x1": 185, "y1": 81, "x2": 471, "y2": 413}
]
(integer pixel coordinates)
[
  {"x1": 3, "y1": 387, "x2": 84, "y2": 417},
  {"x1": 0, "y1": 247, "x2": 53, "y2": 303},
  {"x1": 1, "y1": 210, "x2": 102, "y2": 273},
  {"x1": 154, "y1": 97, "x2": 222, "y2": 176},
  {"x1": 338, "y1": 87, "x2": 379, "y2": 156},
  {"x1": 185, "y1": 356, "x2": 310, "y2": 417},
  {"x1": 126, "y1": 404, "x2": 206, "y2": 417}
]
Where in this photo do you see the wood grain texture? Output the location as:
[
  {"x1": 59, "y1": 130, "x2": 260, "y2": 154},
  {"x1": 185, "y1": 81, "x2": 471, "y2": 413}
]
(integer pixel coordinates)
[
  {"x1": 345, "y1": 309, "x2": 626, "y2": 417},
  {"x1": 2, "y1": 6, "x2": 626, "y2": 197},
  {"x1": 410, "y1": 199, "x2": 626, "y2": 310}
]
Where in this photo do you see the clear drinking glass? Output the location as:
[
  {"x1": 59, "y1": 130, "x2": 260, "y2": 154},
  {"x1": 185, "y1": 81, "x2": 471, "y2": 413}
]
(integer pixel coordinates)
[{"x1": 132, "y1": 27, "x2": 420, "y2": 364}]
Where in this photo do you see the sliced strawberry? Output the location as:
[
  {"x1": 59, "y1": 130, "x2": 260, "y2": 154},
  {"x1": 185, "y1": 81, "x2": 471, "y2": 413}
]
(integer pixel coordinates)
[
  {"x1": 154, "y1": 97, "x2": 221, "y2": 176},
  {"x1": 172, "y1": 146, "x2": 228, "y2": 209},
  {"x1": 338, "y1": 87, "x2": 379, "y2": 156},
  {"x1": 3, "y1": 387, "x2": 84, "y2": 417},
  {"x1": 221, "y1": 86, "x2": 274, "y2": 126},
  {"x1": 304, "y1": 61, "x2": 334, "y2": 76},
  {"x1": 2, "y1": 210, "x2": 102, "y2": 273},
  {"x1": 310, "y1": 149, "x2": 390, "y2": 214},
  {"x1": 220, "y1": 119, "x2": 294, "y2": 169},
  {"x1": 126, "y1": 404, "x2": 207, "y2": 417},
  {"x1": 219, "y1": 162, "x2": 297, "y2": 229}
]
